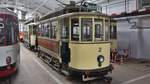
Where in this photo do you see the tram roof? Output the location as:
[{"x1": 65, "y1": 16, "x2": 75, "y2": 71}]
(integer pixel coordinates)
[{"x1": 38, "y1": 12, "x2": 110, "y2": 24}]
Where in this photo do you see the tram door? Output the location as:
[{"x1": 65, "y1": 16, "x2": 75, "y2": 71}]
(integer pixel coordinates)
[
  {"x1": 94, "y1": 19, "x2": 103, "y2": 41},
  {"x1": 60, "y1": 18, "x2": 70, "y2": 67}
]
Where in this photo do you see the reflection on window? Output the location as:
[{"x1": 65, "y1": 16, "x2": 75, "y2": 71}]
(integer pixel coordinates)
[
  {"x1": 61, "y1": 19, "x2": 69, "y2": 39},
  {"x1": 81, "y1": 18, "x2": 92, "y2": 41},
  {"x1": 6, "y1": 17, "x2": 13, "y2": 45},
  {"x1": 38, "y1": 23, "x2": 50, "y2": 37},
  {"x1": 14, "y1": 20, "x2": 19, "y2": 43},
  {"x1": 62, "y1": 26, "x2": 68, "y2": 39},
  {"x1": 105, "y1": 20, "x2": 109, "y2": 41},
  {"x1": 95, "y1": 24, "x2": 103, "y2": 41},
  {"x1": 71, "y1": 18, "x2": 79, "y2": 41},
  {"x1": 37, "y1": 24, "x2": 42, "y2": 36},
  {"x1": 110, "y1": 25, "x2": 117, "y2": 39},
  {"x1": 94, "y1": 19, "x2": 104, "y2": 41},
  {"x1": 50, "y1": 21, "x2": 57, "y2": 39},
  {"x1": 0, "y1": 15, "x2": 19, "y2": 46}
]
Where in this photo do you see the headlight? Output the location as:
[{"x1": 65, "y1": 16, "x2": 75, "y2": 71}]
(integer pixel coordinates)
[
  {"x1": 97, "y1": 55, "x2": 104, "y2": 63},
  {"x1": 97, "y1": 55, "x2": 104, "y2": 67}
]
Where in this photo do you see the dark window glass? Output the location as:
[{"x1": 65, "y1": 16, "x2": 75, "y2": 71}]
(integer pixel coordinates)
[
  {"x1": 94, "y1": 19, "x2": 104, "y2": 41},
  {"x1": 110, "y1": 25, "x2": 117, "y2": 39},
  {"x1": 61, "y1": 19, "x2": 69, "y2": 39},
  {"x1": 113, "y1": 26, "x2": 117, "y2": 38},
  {"x1": 0, "y1": 15, "x2": 18, "y2": 46},
  {"x1": 6, "y1": 15, "x2": 13, "y2": 45},
  {"x1": 95, "y1": 24, "x2": 103, "y2": 40},
  {"x1": 39, "y1": 23, "x2": 49, "y2": 37},
  {"x1": 71, "y1": 18, "x2": 79, "y2": 41},
  {"x1": 50, "y1": 21, "x2": 57, "y2": 39},
  {"x1": 105, "y1": 20, "x2": 109, "y2": 41},
  {"x1": 81, "y1": 18, "x2": 92, "y2": 41}
]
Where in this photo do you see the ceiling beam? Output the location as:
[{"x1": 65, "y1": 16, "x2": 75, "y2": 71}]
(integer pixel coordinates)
[
  {"x1": 30, "y1": 0, "x2": 49, "y2": 15},
  {"x1": 33, "y1": 2, "x2": 53, "y2": 11}
]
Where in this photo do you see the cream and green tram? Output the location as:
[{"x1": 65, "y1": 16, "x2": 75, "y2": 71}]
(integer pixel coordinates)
[{"x1": 37, "y1": 12, "x2": 113, "y2": 81}]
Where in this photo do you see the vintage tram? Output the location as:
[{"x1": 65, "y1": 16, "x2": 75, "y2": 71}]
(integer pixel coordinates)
[
  {"x1": 36, "y1": 8, "x2": 114, "y2": 80},
  {"x1": 23, "y1": 22, "x2": 37, "y2": 50},
  {"x1": 0, "y1": 8, "x2": 20, "y2": 78}
]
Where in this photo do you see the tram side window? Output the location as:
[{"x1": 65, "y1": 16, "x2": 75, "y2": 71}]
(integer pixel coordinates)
[
  {"x1": 110, "y1": 25, "x2": 117, "y2": 39},
  {"x1": 61, "y1": 19, "x2": 69, "y2": 39},
  {"x1": 50, "y1": 21, "x2": 57, "y2": 39},
  {"x1": 81, "y1": 18, "x2": 92, "y2": 41},
  {"x1": 94, "y1": 19, "x2": 104, "y2": 41},
  {"x1": 71, "y1": 18, "x2": 79, "y2": 41},
  {"x1": 40, "y1": 23, "x2": 49, "y2": 37},
  {"x1": 105, "y1": 20, "x2": 110, "y2": 41},
  {"x1": 45, "y1": 23, "x2": 50, "y2": 37},
  {"x1": 0, "y1": 22, "x2": 5, "y2": 45},
  {"x1": 37, "y1": 24, "x2": 42, "y2": 36}
]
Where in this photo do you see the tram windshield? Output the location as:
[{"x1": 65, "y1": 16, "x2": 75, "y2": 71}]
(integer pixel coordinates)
[
  {"x1": 70, "y1": 17, "x2": 110, "y2": 42},
  {"x1": 81, "y1": 18, "x2": 93, "y2": 41},
  {"x1": 94, "y1": 19, "x2": 103, "y2": 41},
  {"x1": 0, "y1": 15, "x2": 18, "y2": 46}
]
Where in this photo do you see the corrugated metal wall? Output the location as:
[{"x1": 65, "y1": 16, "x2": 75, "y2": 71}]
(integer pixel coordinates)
[{"x1": 117, "y1": 17, "x2": 150, "y2": 59}]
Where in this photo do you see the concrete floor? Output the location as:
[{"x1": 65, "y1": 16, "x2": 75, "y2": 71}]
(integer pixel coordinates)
[{"x1": 1, "y1": 44, "x2": 150, "y2": 84}]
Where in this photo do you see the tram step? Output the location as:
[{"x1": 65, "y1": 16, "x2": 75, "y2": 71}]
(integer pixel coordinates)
[{"x1": 61, "y1": 70, "x2": 70, "y2": 76}]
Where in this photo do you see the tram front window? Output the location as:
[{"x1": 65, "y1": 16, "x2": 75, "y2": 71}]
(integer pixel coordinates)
[
  {"x1": 81, "y1": 18, "x2": 92, "y2": 41},
  {"x1": 0, "y1": 16, "x2": 17, "y2": 46},
  {"x1": 94, "y1": 19, "x2": 103, "y2": 41},
  {"x1": 71, "y1": 18, "x2": 79, "y2": 41}
]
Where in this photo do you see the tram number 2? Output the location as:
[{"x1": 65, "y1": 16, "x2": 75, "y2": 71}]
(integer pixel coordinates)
[{"x1": 98, "y1": 47, "x2": 102, "y2": 52}]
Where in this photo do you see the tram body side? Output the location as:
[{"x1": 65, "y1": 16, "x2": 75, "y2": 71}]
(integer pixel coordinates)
[{"x1": 0, "y1": 8, "x2": 20, "y2": 78}]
